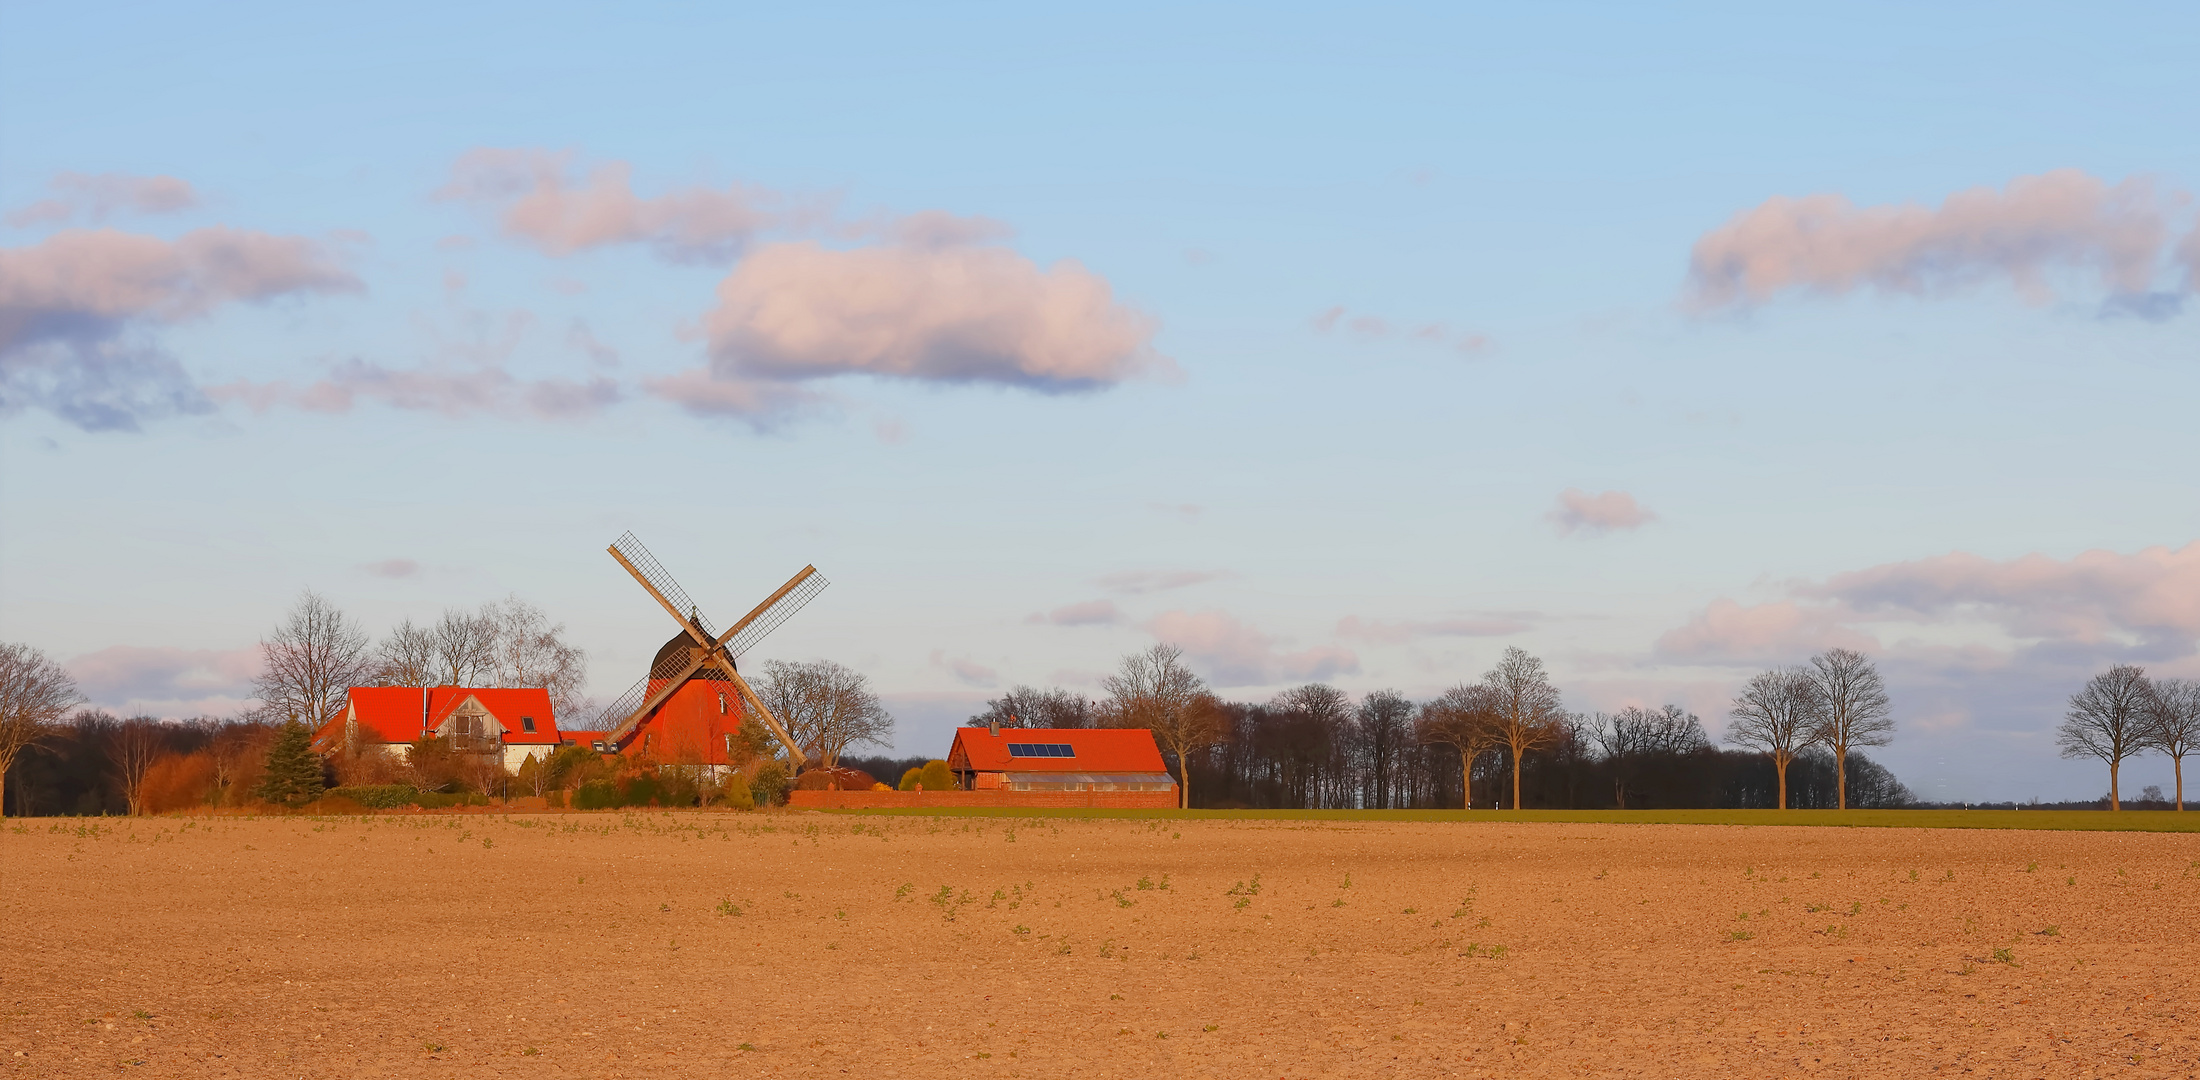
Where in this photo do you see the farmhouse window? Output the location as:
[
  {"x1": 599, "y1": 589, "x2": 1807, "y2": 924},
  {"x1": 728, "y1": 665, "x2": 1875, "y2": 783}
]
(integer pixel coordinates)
[{"x1": 521, "y1": 717, "x2": 536, "y2": 733}]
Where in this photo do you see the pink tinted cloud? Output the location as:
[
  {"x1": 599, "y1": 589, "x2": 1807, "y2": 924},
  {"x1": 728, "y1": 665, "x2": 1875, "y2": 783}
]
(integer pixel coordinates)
[
  {"x1": 1548, "y1": 488, "x2": 1657, "y2": 535},
  {"x1": 930, "y1": 650, "x2": 1000, "y2": 688},
  {"x1": 7, "y1": 172, "x2": 199, "y2": 227},
  {"x1": 437, "y1": 148, "x2": 793, "y2": 262},
  {"x1": 1311, "y1": 305, "x2": 1490, "y2": 355},
  {"x1": 1027, "y1": 599, "x2": 1122, "y2": 626},
  {"x1": 0, "y1": 227, "x2": 361, "y2": 431},
  {"x1": 640, "y1": 368, "x2": 822, "y2": 423},
  {"x1": 1335, "y1": 614, "x2": 1534, "y2": 643},
  {"x1": 1659, "y1": 541, "x2": 2200, "y2": 665},
  {"x1": 1812, "y1": 542, "x2": 2200, "y2": 642},
  {"x1": 1688, "y1": 169, "x2": 2176, "y2": 308},
  {"x1": 1148, "y1": 610, "x2": 1358, "y2": 687},
  {"x1": 698, "y1": 241, "x2": 1170, "y2": 392},
  {"x1": 361, "y1": 558, "x2": 420, "y2": 578},
  {"x1": 209, "y1": 360, "x2": 620, "y2": 420},
  {"x1": 1097, "y1": 569, "x2": 1226, "y2": 595},
  {"x1": 0, "y1": 227, "x2": 358, "y2": 337},
  {"x1": 1655, "y1": 599, "x2": 1878, "y2": 663},
  {"x1": 65, "y1": 645, "x2": 261, "y2": 718}
]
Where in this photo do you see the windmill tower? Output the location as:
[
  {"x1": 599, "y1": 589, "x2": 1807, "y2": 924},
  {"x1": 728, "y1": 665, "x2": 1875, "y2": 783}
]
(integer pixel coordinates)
[{"x1": 592, "y1": 532, "x2": 827, "y2": 771}]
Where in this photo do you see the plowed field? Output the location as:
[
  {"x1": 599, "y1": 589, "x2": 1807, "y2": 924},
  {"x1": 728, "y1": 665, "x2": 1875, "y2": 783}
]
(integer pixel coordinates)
[{"x1": 5, "y1": 813, "x2": 2197, "y2": 1077}]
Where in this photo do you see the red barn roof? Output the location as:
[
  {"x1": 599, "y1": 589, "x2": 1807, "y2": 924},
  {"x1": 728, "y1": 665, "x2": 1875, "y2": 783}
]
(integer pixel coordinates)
[
  {"x1": 333, "y1": 686, "x2": 561, "y2": 746},
  {"x1": 948, "y1": 727, "x2": 1170, "y2": 773}
]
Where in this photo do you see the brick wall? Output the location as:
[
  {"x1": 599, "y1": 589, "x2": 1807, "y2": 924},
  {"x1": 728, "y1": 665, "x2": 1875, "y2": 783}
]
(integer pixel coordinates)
[{"x1": 786, "y1": 789, "x2": 1179, "y2": 810}]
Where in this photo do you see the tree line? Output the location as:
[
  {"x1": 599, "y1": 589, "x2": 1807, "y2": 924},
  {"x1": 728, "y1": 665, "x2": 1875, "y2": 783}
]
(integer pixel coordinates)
[{"x1": 977, "y1": 644, "x2": 1915, "y2": 811}]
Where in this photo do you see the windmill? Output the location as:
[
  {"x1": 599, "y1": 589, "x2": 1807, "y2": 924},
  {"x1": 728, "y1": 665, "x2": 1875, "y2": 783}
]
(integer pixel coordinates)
[{"x1": 592, "y1": 532, "x2": 828, "y2": 771}]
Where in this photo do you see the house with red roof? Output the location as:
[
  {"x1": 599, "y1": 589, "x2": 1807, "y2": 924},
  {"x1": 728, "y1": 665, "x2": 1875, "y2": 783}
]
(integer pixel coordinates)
[
  {"x1": 946, "y1": 726, "x2": 1178, "y2": 795},
  {"x1": 319, "y1": 686, "x2": 563, "y2": 773}
]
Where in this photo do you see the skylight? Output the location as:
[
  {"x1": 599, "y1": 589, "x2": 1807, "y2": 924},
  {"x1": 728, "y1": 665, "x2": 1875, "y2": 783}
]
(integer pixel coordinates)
[{"x1": 1007, "y1": 743, "x2": 1076, "y2": 758}]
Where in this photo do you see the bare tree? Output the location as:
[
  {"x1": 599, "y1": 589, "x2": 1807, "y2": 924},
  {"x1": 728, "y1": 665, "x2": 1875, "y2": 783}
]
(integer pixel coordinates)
[
  {"x1": 2146, "y1": 678, "x2": 2200, "y2": 811},
  {"x1": 207, "y1": 719, "x2": 275, "y2": 806},
  {"x1": 1102, "y1": 643, "x2": 1223, "y2": 809},
  {"x1": 1807, "y1": 648, "x2": 1895, "y2": 810},
  {"x1": 970, "y1": 686, "x2": 1094, "y2": 728},
  {"x1": 373, "y1": 618, "x2": 439, "y2": 687},
  {"x1": 1271, "y1": 684, "x2": 1353, "y2": 808},
  {"x1": 1481, "y1": 647, "x2": 1567, "y2": 810},
  {"x1": 0, "y1": 643, "x2": 83, "y2": 817},
  {"x1": 1355, "y1": 690, "x2": 1415, "y2": 808},
  {"x1": 109, "y1": 717, "x2": 166, "y2": 816},
  {"x1": 432, "y1": 608, "x2": 497, "y2": 686},
  {"x1": 2059, "y1": 664, "x2": 2156, "y2": 810},
  {"x1": 1726, "y1": 668, "x2": 1825, "y2": 809},
  {"x1": 482, "y1": 596, "x2": 589, "y2": 721},
  {"x1": 1590, "y1": 705, "x2": 1708, "y2": 808},
  {"x1": 756, "y1": 659, "x2": 894, "y2": 770},
  {"x1": 253, "y1": 591, "x2": 374, "y2": 727},
  {"x1": 1417, "y1": 683, "x2": 1497, "y2": 809}
]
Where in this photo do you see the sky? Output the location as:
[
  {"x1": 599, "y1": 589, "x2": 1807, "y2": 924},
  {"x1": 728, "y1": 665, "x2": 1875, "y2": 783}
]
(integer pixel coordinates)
[{"x1": 4, "y1": 1, "x2": 2197, "y2": 803}]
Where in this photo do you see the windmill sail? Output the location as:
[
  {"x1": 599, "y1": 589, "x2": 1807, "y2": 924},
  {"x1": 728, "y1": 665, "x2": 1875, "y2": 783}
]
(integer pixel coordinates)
[
  {"x1": 721, "y1": 566, "x2": 829, "y2": 659},
  {"x1": 610, "y1": 532, "x2": 719, "y2": 636}
]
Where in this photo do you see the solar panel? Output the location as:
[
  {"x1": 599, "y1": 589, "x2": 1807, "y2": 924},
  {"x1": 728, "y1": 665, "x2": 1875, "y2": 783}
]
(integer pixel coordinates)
[{"x1": 1007, "y1": 743, "x2": 1076, "y2": 758}]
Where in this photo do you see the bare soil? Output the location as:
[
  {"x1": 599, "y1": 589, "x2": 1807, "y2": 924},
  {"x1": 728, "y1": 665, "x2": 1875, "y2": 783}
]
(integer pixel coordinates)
[{"x1": 4, "y1": 813, "x2": 2197, "y2": 1078}]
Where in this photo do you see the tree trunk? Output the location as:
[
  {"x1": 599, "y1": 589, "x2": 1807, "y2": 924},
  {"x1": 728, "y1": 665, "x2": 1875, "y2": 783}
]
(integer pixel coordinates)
[
  {"x1": 1511, "y1": 745, "x2": 1523, "y2": 810},
  {"x1": 2176, "y1": 756, "x2": 2185, "y2": 812},
  {"x1": 1834, "y1": 743, "x2": 1848, "y2": 811},
  {"x1": 2109, "y1": 760, "x2": 2120, "y2": 811},
  {"x1": 1774, "y1": 754, "x2": 1789, "y2": 810},
  {"x1": 1461, "y1": 755, "x2": 1472, "y2": 811},
  {"x1": 1176, "y1": 749, "x2": 1190, "y2": 810}
]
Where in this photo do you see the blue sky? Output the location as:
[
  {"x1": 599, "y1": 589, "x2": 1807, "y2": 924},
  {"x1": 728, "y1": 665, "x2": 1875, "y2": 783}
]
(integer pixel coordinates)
[{"x1": 4, "y1": 1, "x2": 2197, "y2": 801}]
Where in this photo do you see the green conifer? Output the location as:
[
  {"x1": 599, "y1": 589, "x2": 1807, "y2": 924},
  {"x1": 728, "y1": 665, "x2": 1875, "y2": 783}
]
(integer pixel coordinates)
[{"x1": 255, "y1": 719, "x2": 326, "y2": 805}]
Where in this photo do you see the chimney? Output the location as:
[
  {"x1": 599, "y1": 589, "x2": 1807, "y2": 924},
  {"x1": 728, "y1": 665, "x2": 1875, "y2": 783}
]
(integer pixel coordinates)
[{"x1": 990, "y1": 716, "x2": 1001, "y2": 737}]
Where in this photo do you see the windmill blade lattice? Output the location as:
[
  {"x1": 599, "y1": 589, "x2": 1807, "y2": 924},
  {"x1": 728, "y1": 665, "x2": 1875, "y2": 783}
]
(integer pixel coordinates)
[
  {"x1": 610, "y1": 531, "x2": 719, "y2": 636},
  {"x1": 721, "y1": 566, "x2": 829, "y2": 659}
]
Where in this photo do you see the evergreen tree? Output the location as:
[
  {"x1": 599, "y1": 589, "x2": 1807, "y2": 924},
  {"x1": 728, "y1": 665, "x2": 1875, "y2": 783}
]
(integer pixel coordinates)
[{"x1": 255, "y1": 719, "x2": 326, "y2": 805}]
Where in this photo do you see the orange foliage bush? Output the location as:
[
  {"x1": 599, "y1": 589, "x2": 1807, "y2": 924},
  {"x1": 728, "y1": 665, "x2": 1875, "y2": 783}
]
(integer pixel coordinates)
[{"x1": 142, "y1": 752, "x2": 217, "y2": 813}]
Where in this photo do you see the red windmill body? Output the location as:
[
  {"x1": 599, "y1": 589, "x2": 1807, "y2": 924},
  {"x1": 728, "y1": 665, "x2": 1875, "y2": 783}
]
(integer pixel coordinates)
[{"x1": 589, "y1": 532, "x2": 827, "y2": 775}]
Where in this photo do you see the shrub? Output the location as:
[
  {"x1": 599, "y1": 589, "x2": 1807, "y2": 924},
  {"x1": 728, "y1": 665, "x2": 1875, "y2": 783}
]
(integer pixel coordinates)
[
  {"x1": 142, "y1": 752, "x2": 217, "y2": 813},
  {"x1": 656, "y1": 769, "x2": 701, "y2": 807},
  {"x1": 720, "y1": 773, "x2": 755, "y2": 811},
  {"x1": 898, "y1": 767, "x2": 924, "y2": 791},
  {"x1": 623, "y1": 775, "x2": 667, "y2": 807},
  {"x1": 575, "y1": 779, "x2": 620, "y2": 810},
  {"x1": 750, "y1": 762, "x2": 788, "y2": 807},
  {"x1": 918, "y1": 760, "x2": 956, "y2": 792},
  {"x1": 328, "y1": 785, "x2": 422, "y2": 809},
  {"x1": 545, "y1": 789, "x2": 565, "y2": 809}
]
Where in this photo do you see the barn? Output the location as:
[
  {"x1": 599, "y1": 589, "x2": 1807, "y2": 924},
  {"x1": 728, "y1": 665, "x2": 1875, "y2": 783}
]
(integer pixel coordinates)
[
  {"x1": 947, "y1": 726, "x2": 1179, "y2": 795},
  {"x1": 319, "y1": 686, "x2": 563, "y2": 773}
]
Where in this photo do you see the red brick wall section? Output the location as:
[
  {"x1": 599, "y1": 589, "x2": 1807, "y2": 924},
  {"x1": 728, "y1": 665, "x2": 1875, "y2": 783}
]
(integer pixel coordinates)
[{"x1": 786, "y1": 790, "x2": 1178, "y2": 809}]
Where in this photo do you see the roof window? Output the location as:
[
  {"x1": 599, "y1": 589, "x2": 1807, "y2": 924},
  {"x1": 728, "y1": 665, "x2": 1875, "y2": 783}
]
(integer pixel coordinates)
[
  {"x1": 521, "y1": 717, "x2": 537, "y2": 733},
  {"x1": 1007, "y1": 743, "x2": 1076, "y2": 758}
]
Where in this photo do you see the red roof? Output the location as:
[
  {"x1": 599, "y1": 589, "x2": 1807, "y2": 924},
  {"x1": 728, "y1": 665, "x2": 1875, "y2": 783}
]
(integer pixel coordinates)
[
  {"x1": 334, "y1": 686, "x2": 561, "y2": 746},
  {"x1": 948, "y1": 727, "x2": 1170, "y2": 773}
]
